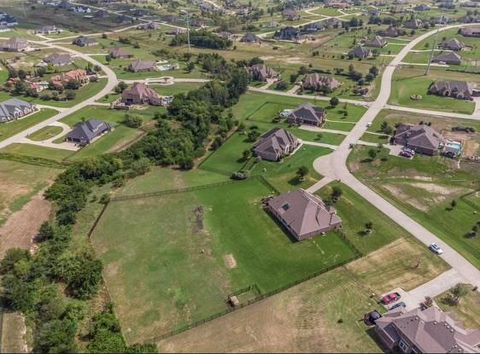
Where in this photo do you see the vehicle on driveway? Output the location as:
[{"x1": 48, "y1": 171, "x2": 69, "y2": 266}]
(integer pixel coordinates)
[
  {"x1": 429, "y1": 243, "x2": 444, "y2": 255},
  {"x1": 381, "y1": 292, "x2": 401, "y2": 305},
  {"x1": 363, "y1": 310, "x2": 382, "y2": 326},
  {"x1": 390, "y1": 301, "x2": 406, "y2": 310},
  {"x1": 399, "y1": 148, "x2": 415, "y2": 159}
]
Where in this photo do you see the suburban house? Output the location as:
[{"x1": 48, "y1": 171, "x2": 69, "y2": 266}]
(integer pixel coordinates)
[
  {"x1": 287, "y1": 103, "x2": 326, "y2": 126},
  {"x1": 66, "y1": 119, "x2": 112, "y2": 146},
  {"x1": 35, "y1": 25, "x2": 63, "y2": 34},
  {"x1": 414, "y1": 4, "x2": 430, "y2": 11},
  {"x1": 120, "y1": 82, "x2": 163, "y2": 106},
  {"x1": 0, "y1": 98, "x2": 37, "y2": 123},
  {"x1": 428, "y1": 80, "x2": 476, "y2": 100},
  {"x1": 324, "y1": 18, "x2": 343, "y2": 29},
  {"x1": 302, "y1": 22, "x2": 324, "y2": 33},
  {"x1": 43, "y1": 53, "x2": 73, "y2": 66},
  {"x1": 128, "y1": 60, "x2": 157, "y2": 72},
  {"x1": 72, "y1": 36, "x2": 98, "y2": 47},
  {"x1": 459, "y1": 27, "x2": 480, "y2": 37},
  {"x1": 440, "y1": 38, "x2": 465, "y2": 51},
  {"x1": 364, "y1": 35, "x2": 387, "y2": 48},
  {"x1": 248, "y1": 64, "x2": 279, "y2": 82},
  {"x1": 302, "y1": 73, "x2": 341, "y2": 92},
  {"x1": 431, "y1": 52, "x2": 462, "y2": 65},
  {"x1": 240, "y1": 32, "x2": 261, "y2": 44},
  {"x1": 0, "y1": 37, "x2": 30, "y2": 52},
  {"x1": 404, "y1": 18, "x2": 423, "y2": 29},
  {"x1": 274, "y1": 27, "x2": 302, "y2": 41},
  {"x1": 282, "y1": 8, "x2": 300, "y2": 21},
  {"x1": 378, "y1": 26, "x2": 405, "y2": 37},
  {"x1": 51, "y1": 69, "x2": 90, "y2": 90},
  {"x1": 393, "y1": 124, "x2": 445, "y2": 155},
  {"x1": 348, "y1": 45, "x2": 372, "y2": 59},
  {"x1": 253, "y1": 128, "x2": 299, "y2": 161},
  {"x1": 109, "y1": 47, "x2": 133, "y2": 59},
  {"x1": 375, "y1": 306, "x2": 480, "y2": 353},
  {"x1": 266, "y1": 189, "x2": 342, "y2": 241},
  {"x1": 137, "y1": 21, "x2": 161, "y2": 30}
]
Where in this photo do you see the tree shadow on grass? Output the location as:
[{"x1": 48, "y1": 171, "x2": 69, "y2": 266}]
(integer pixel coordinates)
[{"x1": 288, "y1": 176, "x2": 302, "y2": 186}]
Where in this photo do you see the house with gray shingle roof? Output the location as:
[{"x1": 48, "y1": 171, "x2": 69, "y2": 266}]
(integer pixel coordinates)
[
  {"x1": 267, "y1": 189, "x2": 342, "y2": 241},
  {"x1": 253, "y1": 128, "x2": 299, "y2": 161},
  {"x1": 460, "y1": 27, "x2": 480, "y2": 37},
  {"x1": 432, "y1": 51, "x2": 462, "y2": 65},
  {"x1": 348, "y1": 45, "x2": 372, "y2": 59},
  {"x1": 282, "y1": 8, "x2": 300, "y2": 21},
  {"x1": 240, "y1": 32, "x2": 261, "y2": 43},
  {"x1": 403, "y1": 18, "x2": 423, "y2": 29},
  {"x1": 287, "y1": 103, "x2": 326, "y2": 126},
  {"x1": 128, "y1": 60, "x2": 157, "y2": 72},
  {"x1": 0, "y1": 98, "x2": 37, "y2": 122},
  {"x1": 66, "y1": 119, "x2": 112, "y2": 146},
  {"x1": 364, "y1": 35, "x2": 387, "y2": 48},
  {"x1": 440, "y1": 38, "x2": 465, "y2": 51},
  {"x1": 43, "y1": 53, "x2": 73, "y2": 66},
  {"x1": 0, "y1": 37, "x2": 30, "y2": 52},
  {"x1": 274, "y1": 26, "x2": 302, "y2": 41},
  {"x1": 72, "y1": 36, "x2": 98, "y2": 47},
  {"x1": 375, "y1": 306, "x2": 480, "y2": 353},
  {"x1": 429, "y1": 80, "x2": 476, "y2": 100},
  {"x1": 302, "y1": 73, "x2": 341, "y2": 93},
  {"x1": 393, "y1": 124, "x2": 445, "y2": 155},
  {"x1": 109, "y1": 47, "x2": 133, "y2": 59}
]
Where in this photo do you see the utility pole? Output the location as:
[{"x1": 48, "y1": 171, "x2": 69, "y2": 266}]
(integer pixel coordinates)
[{"x1": 425, "y1": 28, "x2": 439, "y2": 76}]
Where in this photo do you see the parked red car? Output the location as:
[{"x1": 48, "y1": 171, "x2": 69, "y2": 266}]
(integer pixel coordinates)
[{"x1": 382, "y1": 292, "x2": 401, "y2": 305}]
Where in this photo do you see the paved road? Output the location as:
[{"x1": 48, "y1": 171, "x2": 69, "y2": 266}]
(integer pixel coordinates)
[
  {"x1": 385, "y1": 104, "x2": 480, "y2": 120},
  {"x1": 310, "y1": 23, "x2": 480, "y2": 290},
  {"x1": 0, "y1": 40, "x2": 119, "y2": 150}
]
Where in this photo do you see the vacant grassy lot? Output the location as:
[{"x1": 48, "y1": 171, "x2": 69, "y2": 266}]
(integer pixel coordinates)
[
  {"x1": 436, "y1": 284, "x2": 480, "y2": 329},
  {"x1": 92, "y1": 178, "x2": 357, "y2": 342},
  {"x1": 0, "y1": 109, "x2": 57, "y2": 142},
  {"x1": 389, "y1": 66, "x2": 476, "y2": 114},
  {"x1": 0, "y1": 143, "x2": 74, "y2": 162},
  {"x1": 348, "y1": 145, "x2": 480, "y2": 269},
  {"x1": 27, "y1": 126, "x2": 63, "y2": 141},
  {"x1": 0, "y1": 159, "x2": 60, "y2": 226}
]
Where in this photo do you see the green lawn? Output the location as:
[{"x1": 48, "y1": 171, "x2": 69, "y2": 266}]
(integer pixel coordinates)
[
  {"x1": 348, "y1": 145, "x2": 480, "y2": 269},
  {"x1": 0, "y1": 109, "x2": 57, "y2": 142},
  {"x1": 0, "y1": 143, "x2": 74, "y2": 162},
  {"x1": 92, "y1": 178, "x2": 357, "y2": 342},
  {"x1": 27, "y1": 126, "x2": 63, "y2": 141},
  {"x1": 389, "y1": 67, "x2": 476, "y2": 114}
]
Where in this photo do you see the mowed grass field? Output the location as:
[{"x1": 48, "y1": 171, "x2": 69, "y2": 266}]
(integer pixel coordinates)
[
  {"x1": 0, "y1": 159, "x2": 61, "y2": 226},
  {"x1": 0, "y1": 109, "x2": 57, "y2": 142},
  {"x1": 389, "y1": 66, "x2": 476, "y2": 114},
  {"x1": 92, "y1": 178, "x2": 358, "y2": 343}
]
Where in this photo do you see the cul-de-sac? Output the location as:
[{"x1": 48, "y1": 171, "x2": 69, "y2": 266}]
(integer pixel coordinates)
[{"x1": 0, "y1": 0, "x2": 479, "y2": 352}]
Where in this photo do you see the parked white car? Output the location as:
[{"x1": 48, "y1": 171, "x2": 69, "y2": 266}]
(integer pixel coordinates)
[{"x1": 429, "y1": 243, "x2": 444, "y2": 255}]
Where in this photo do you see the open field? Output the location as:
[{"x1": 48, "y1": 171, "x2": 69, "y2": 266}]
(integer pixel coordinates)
[
  {"x1": 348, "y1": 145, "x2": 480, "y2": 270},
  {"x1": 92, "y1": 178, "x2": 357, "y2": 342},
  {"x1": 389, "y1": 66, "x2": 477, "y2": 114},
  {"x1": 158, "y1": 228, "x2": 448, "y2": 352},
  {"x1": 0, "y1": 109, "x2": 57, "y2": 142},
  {"x1": 0, "y1": 159, "x2": 60, "y2": 226},
  {"x1": 27, "y1": 126, "x2": 63, "y2": 141},
  {"x1": 0, "y1": 143, "x2": 74, "y2": 162}
]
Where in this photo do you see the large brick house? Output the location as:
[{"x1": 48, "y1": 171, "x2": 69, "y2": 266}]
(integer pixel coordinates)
[
  {"x1": 287, "y1": 103, "x2": 326, "y2": 126},
  {"x1": 121, "y1": 82, "x2": 163, "y2": 106},
  {"x1": 0, "y1": 98, "x2": 37, "y2": 122},
  {"x1": 393, "y1": 124, "x2": 445, "y2": 155},
  {"x1": 248, "y1": 64, "x2": 279, "y2": 82},
  {"x1": 428, "y1": 80, "x2": 477, "y2": 100},
  {"x1": 50, "y1": 69, "x2": 90, "y2": 90},
  {"x1": 302, "y1": 73, "x2": 341, "y2": 93},
  {"x1": 375, "y1": 307, "x2": 480, "y2": 353},
  {"x1": 253, "y1": 128, "x2": 299, "y2": 161},
  {"x1": 267, "y1": 189, "x2": 342, "y2": 241}
]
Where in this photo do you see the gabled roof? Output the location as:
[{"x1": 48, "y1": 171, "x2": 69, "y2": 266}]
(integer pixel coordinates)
[
  {"x1": 121, "y1": 82, "x2": 160, "y2": 101},
  {"x1": 303, "y1": 73, "x2": 341, "y2": 91},
  {"x1": 0, "y1": 98, "x2": 34, "y2": 121},
  {"x1": 376, "y1": 307, "x2": 480, "y2": 353},
  {"x1": 254, "y1": 128, "x2": 298, "y2": 158},
  {"x1": 43, "y1": 53, "x2": 73, "y2": 65},
  {"x1": 394, "y1": 124, "x2": 445, "y2": 150},
  {"x1": 73, "y1": 36, "x2": 97, "y2": 45},
  {"x1": 404, "y1": 18, "x2": 423, "y2": 29},
  {"x1": 364, "y1": 35, "x2": 387, "y2": 47},
  {"x1": 240, "y1": 32, "x2": 261, "y2": 43},
  {"x1": 128, "y1": 59, "x2": 156, "y2": 72},
  {"x1": 249, "y1": 64, "x2": 277, "y2": 80},
  {"x1": 441, "y1": 38, "x2": 465, "y2": 50},
  {"x1": 349, "y1": 45, "x2": 372, "y2": 58},
  {"x1": 289, "y1": 103, "x2": 325, "y2": 124},
  {"x1": 1, "y1": 37, "x2": 28, "y2": 50},
  {"x1": 432, "y1": 51, "x2": 462, "y2": 64},
  {"x1": 267, "y1": 189, "x2": 342, "y2": 238},
  {"x1": 429, "y1": 80, "x2": 473, "y2": 95},
  {"x1": 109, "y1": 47, "x2": 131, "y2": 58},
  {"x1": 67, "y1": 119, "x2": 111, "y2": 143}
]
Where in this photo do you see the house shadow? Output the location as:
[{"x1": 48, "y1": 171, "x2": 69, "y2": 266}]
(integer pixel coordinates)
[{"x1": 365, "y1": 327, "x2": 390, "y2": 352}]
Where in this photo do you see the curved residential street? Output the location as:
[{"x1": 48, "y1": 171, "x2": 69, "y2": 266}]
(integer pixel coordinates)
[{"x1": 310, "y1": 23, "x2": 480, "y2": 290}]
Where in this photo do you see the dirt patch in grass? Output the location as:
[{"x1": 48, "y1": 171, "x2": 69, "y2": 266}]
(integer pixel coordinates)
[
  {"x1": 345, "y1": 238, "x2": 449, "y2": 295},
  {"x1": 191, "y1": 206, "x2": 205, "y2": 235},
  {"x1": 383, "y1": 184, "x2": 429, "y2": 212},
  {"x1": 0, "y1": 194, "x2": 52, "y2": 259},
  {"x1": 409, "y1": 182, "x2": 465, "y2": 196},
  {"x1": 1, "y1": 312, "x2": 28, "y2": 353},
  {"x1": 223, "y1": 254, "x2": 237, "y2": 269},
  {"x1": 464, "y1": 141, "x2": 479, "y2": 157}
]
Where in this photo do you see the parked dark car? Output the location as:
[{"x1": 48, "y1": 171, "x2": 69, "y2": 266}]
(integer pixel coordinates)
[{"x1": 364, "y1": 310, "x2": 382, "y2": 325}]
